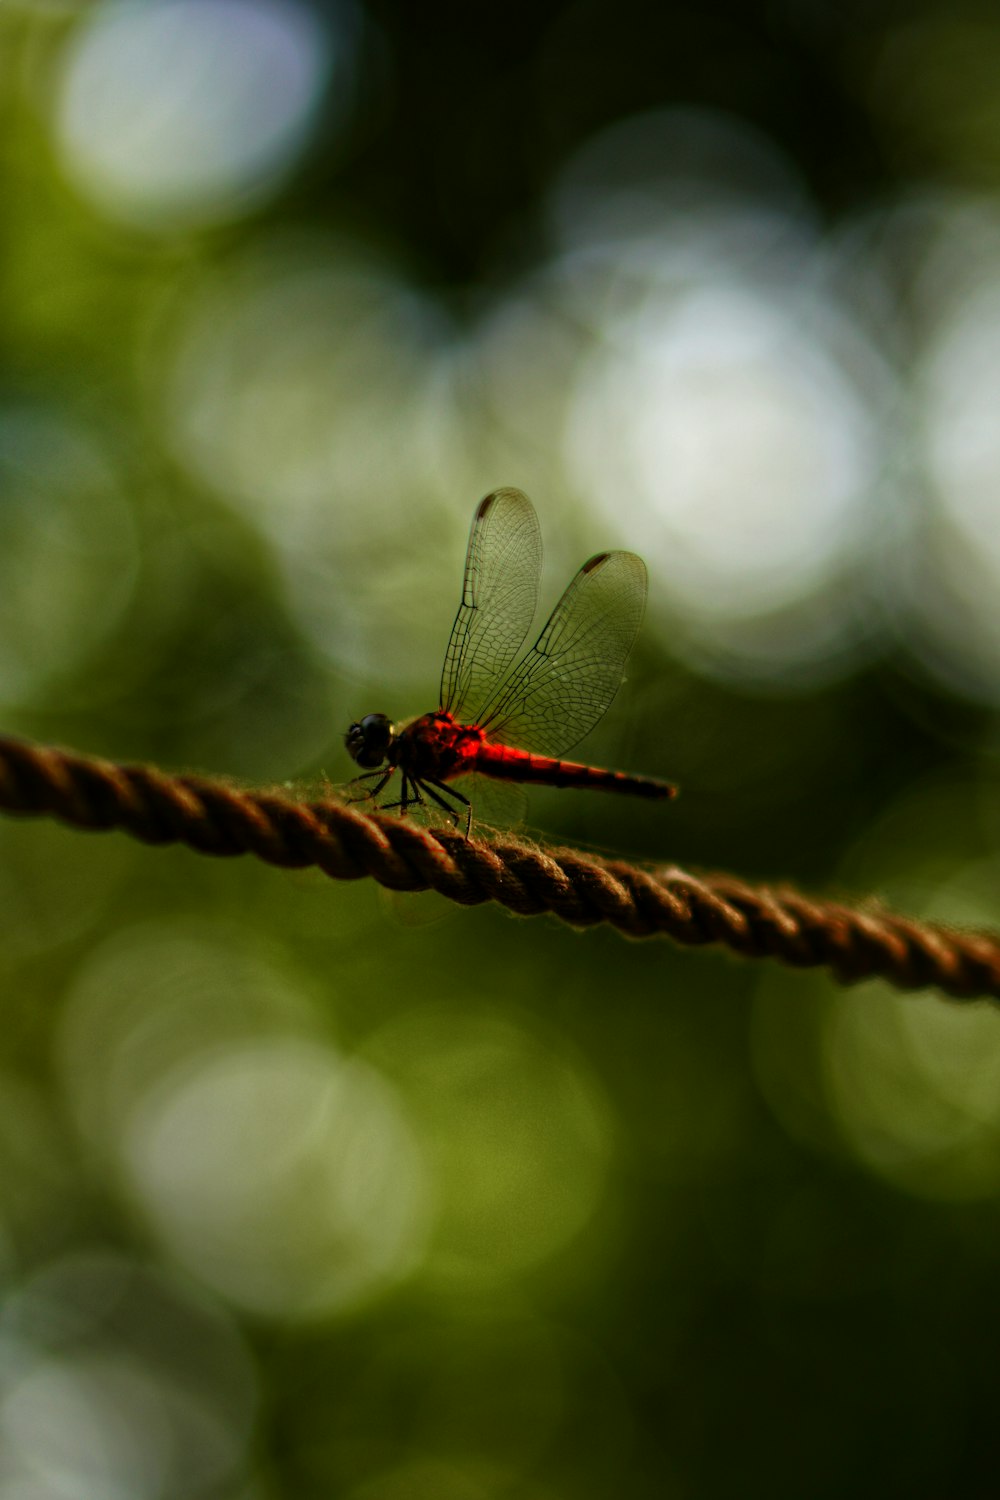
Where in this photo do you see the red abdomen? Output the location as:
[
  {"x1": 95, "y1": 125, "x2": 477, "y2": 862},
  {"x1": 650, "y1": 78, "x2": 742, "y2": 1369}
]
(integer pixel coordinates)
[{"x1": 472, "y1": 741, "x2": 675, "y2": 800}]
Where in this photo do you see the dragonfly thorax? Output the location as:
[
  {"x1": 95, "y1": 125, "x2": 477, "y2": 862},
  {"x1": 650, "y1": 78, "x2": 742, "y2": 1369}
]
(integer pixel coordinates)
[
  {"x1": 345, "y1": 713, "x2": 396, "y2": 769},
  {"x1": 394, "y1": 710, "x2": 482, "y2": 781}
]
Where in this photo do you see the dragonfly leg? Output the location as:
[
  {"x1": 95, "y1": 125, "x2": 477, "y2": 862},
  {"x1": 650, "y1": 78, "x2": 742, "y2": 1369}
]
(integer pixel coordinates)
[
  {"x1": 346, "y1": 768, "x2": 395, "y2": 803},
  {"x1": 383, "y1": 773, "x2": 425, "y2": 818},
  {"x1": 422, "y1": 778, "x2": 472, "y2": 838},
  {"x1": 378, "y1": 775, "x2": 473, "y2": 835}
]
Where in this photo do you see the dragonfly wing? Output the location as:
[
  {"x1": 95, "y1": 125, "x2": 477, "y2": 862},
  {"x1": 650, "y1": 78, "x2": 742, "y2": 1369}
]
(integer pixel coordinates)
[
  {"x1": 439, "y1": 487, "x2": 543, "y2": 721},
  {"x1": 475, "y1": 550, "x2": 648, "y2": 757}
]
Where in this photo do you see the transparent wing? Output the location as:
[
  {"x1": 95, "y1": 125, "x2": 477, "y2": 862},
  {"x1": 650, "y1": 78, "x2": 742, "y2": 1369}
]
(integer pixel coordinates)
[
  {"x1": 474, "y1": 550, "x2": 648, "y2": 758},
  {"x1": 440, "y1": 487, "x2": 543, "y2": 721}
]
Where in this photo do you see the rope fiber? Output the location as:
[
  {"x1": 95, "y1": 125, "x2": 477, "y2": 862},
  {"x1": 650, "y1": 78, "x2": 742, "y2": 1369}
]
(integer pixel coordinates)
[{"x1": 0, "y1": 734, "x2": 998, "y2": 1001}]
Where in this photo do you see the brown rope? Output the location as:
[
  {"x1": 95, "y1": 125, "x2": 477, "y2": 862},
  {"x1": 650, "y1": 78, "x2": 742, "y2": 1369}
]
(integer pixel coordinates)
[{"x1": 0, "y1": 733, "x2": 997, "y2": 1001}]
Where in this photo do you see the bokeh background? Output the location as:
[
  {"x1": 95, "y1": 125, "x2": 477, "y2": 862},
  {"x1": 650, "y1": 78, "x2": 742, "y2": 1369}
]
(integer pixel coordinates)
[{"x1": 3, "y1": 1, "x2": 1000, "y2": 1495}]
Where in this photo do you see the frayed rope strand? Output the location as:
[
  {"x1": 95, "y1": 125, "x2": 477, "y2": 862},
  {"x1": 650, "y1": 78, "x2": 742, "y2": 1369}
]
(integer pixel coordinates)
[{"x1": 0, "y1": 734, "x2": 998, "y2": 1001}]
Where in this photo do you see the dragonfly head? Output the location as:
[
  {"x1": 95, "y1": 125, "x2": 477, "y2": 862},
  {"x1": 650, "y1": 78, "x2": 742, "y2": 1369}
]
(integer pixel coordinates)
[{"x1": 345, "y1": 713, "x2": 396, "y2": 768}]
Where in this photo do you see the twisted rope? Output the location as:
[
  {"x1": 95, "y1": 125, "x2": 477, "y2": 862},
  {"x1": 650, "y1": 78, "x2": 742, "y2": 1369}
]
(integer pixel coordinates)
[{"x1": 0, "y1": 734, "x2": 997, "y2": 1001}]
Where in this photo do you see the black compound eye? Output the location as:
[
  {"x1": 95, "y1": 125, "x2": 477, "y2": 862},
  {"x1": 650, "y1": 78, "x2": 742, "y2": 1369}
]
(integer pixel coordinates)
[{"x1": 345, "y1": 713, "x2": 394, "y2": 768}]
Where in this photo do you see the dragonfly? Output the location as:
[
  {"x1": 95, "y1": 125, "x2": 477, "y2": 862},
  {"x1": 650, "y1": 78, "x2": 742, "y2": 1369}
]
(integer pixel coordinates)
[{"x1": 345, "y1": 487, "x2": 676, "y2": 833}]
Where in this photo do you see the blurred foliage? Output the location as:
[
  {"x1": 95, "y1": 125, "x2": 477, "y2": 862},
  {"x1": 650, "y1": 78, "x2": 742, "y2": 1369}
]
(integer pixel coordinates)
[{"x1": 3, "y1": 1, "x2": 1000, "y2": 1497}]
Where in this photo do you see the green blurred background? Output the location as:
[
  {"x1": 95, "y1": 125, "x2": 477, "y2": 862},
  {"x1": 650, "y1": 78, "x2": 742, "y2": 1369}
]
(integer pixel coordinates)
[{"x1": 3, "y1": 1, "x2": 1000, "y2": 1495}]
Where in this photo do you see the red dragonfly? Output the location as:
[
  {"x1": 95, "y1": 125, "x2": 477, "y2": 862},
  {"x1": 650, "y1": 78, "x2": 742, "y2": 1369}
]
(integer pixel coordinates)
[{"x1": 345, "y1": 487, "x2": 676, "y2": 832}]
